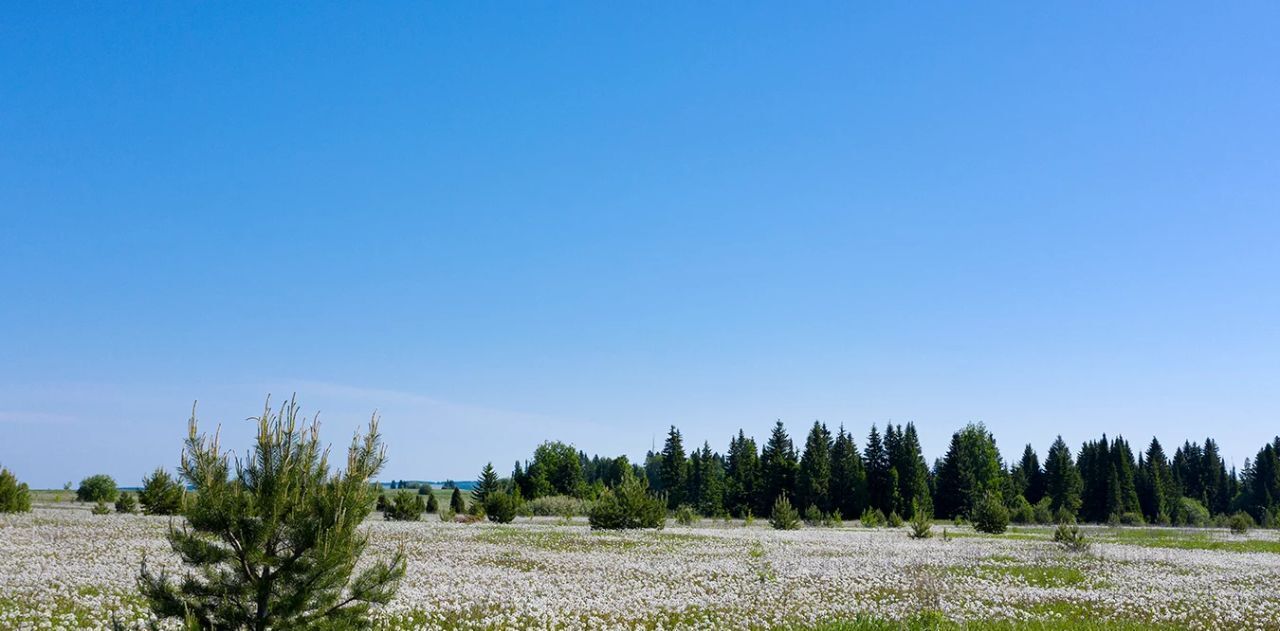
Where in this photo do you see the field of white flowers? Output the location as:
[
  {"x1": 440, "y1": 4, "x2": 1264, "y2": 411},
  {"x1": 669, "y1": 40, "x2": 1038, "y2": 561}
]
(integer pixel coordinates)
[{"x1": 2, "y1": 506, "x2": 1279, "y2": 630}]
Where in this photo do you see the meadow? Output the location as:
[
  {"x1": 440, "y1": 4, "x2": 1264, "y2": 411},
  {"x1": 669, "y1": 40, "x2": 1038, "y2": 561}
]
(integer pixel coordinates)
[{"x1": 2, "y1": 501, "x2": 1278, "y2": 631}]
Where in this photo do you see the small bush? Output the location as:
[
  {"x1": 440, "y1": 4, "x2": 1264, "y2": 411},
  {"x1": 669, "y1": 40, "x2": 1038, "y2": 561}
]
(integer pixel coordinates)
[
  {"x1": 1229, "y1": 511, "x2": 1254, "y2": 535},
  {"x1": 138, "y1": 468, "x2": 185, "y2": 515},
  {"x1": 1106, "y1": 512, "x2": 1122, "y2": 527},
  {"x1": 743, "y1": 509, "x2": 755, "y2": 527},
  {"x1": 1009, "y1": 495, "x2": 1034, "y2": 524},
  {"x1": 383, "y1": 491, "x2": 425, "y2": 521},
  {"x1": 802, "y1": 505, "x2": 824, "y2": 527},
  {"x1": 417, "y1": 484, "x2": 433, "y2": 496},
  {"x1": 971, "y1": 491, "x2": 1009, "y2": 534},
  {"x1": 769, "y1": 495, "x2": 800, "y2": 530},
  {"x1": 588, "y1": 473, "x2": 665, "y2": 530},
  {"x1": 0, "y1": 467, "x2": 32, "y2": 513},
  {"x1": 91, "y1": 500, "x2": 112, "y2": 515},
  {"x1": 115, "y1": 492, "x2": 138, "y2": 514},
  {"x1": 823, "y1": 509, "x2": 843, "y2": 528},
  {"x1": 1119, "y1": 511, "x2": 1144, "y2": 526},
  {"x1": 860, "y1": 507, "x2": 886, "y2": 528},
  {"x1": 1053, "y1": 520, "x2": 1090, "y2": 552},
  {"x1": 908, "y1": 501, "x2": 933, "y2": 539},
  {"x1": 77, "y1": 474, "x2": 118, "y2": 503},
  {"x1": 425, "y1": 493, "x2": 439, "y2": 513},
  {"x1": 1171, "y1": 497, "x2": 1211, "y2": 527},
  {"x1": 526, "y1": 495, "x2": 589, "y2": 517},
  {"x1": 449, "y1": 487, "x2": 466, "y2": 514},
  {"x1": 887, "y1": 511, "x2": 904, "y2": 528},
  {"x1": 1032, "y1": 498, "x2": 1054, "y2": 525},
  {"x1": 485, "y1": 492, "x2": 518, "y2": 524},
  {"x1": 675, "y1": 504, "x2": 697, "y2": 526}
]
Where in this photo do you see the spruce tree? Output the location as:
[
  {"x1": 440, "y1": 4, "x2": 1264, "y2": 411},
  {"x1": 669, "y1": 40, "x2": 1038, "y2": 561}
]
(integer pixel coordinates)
[
  {"x1": 864, "y1": 425, "x2": 893, "y2": 514},
  {"x1": 449, "y1": 486, "x2": 466, "y2": 514},
  {"x1": 1044, "y1": 436, "x2": 1082, "y2": 518},
  {"x1": 472, "y1": 462, "x2": 500, "y2": 505},
  {"x1": 1012, "y1": 444, "x2": 1045, "y2": 505},
  {"x1": 659, "y1": 426, "x2": 688, "y2": 509},
  {"x1": 796, "y1": 421, "x2": 833, "y2": 512},
  {"x1": 138, "y1": 397, "x2": 404, "y2": 628},
  {"x1": 891, "y1": 423, "x2": 931, "y2": 517},
  {"x1": 725, "y1": 430, "x2": 762, "y2": 517},
  {"x1": 829, "y1": 426, "x2": 867, "y2": 518},
  {"x1": 760, "y1": 421, "x2": 798, "y2": 513}
]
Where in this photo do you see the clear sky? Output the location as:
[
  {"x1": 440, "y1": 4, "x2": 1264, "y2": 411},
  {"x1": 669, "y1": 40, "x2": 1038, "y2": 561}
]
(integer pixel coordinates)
[{"x1": 2, "y1": 3, "x2": 1277, "y2": 488}]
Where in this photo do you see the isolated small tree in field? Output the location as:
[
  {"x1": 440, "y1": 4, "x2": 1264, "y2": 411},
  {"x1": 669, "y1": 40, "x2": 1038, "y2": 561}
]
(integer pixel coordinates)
[
  {"x1": 1053, "y1": 515, "x2": 1090, "y2": 552},
  {"x1": 472, "y1": 462, "x2": 500, "y2": 505},
  {"x1": 425, "y1": 492, "x2": 439, "y2": 513},
  {"x1": 450, "y1": 487, "x2": 466, "y2": 514},
  {"x1": 0, "y1": 467, "x2": 32, "y2": 513},
  {"x1": 384, "y1": 490, "x2": 425, "y2": 521},
  {"x1": 137, "y1": 468, "x2": 184, "y2": 515},
  {"x1": 92, "y1": 500, "x2": 112, "y2": 515},
  {"x1": 972, "y1": 491, "x2": 1010, "y2": 534},
  {"x1": 908, "y1": 500, "x2": 933, "y2": 539},
  {"x1": 137, "y1": 397, "x2": 405, "y2": 629},
  {"x1": 484, "y1": 491, "x2": 518, "y2": 524},
  {"x1": 115, "y1": 492, "x2": 138, "y2": 514},
  {"x1": 769, "y1": 494, "x2": 800, "y2": 530},
  {"x1": 77, "y1": 474, "x2": 118, "y2": 503},
  {"x1": 588, "y1": 468, "x2": 665, "y2": 530},
  {"x1": 417, "y1": 483, "x2": 433, "y2": 496}
]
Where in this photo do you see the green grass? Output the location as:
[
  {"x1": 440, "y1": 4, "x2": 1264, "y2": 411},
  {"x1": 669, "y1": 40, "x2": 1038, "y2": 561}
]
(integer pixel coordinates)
[
  {"x1": 1096, "y1": 527, "x2": 1280, "y2": 553},
  {"x1": 795, "y1": 610, "x2": 1185, "y2": 631}
]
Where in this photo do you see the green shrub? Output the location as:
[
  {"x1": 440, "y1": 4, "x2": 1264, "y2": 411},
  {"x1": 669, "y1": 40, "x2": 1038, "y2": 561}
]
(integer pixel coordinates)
[
  {"x1": 860, "y1": 507, "x2": 886, "y2": 528},
  {"x1": 425, "y1": 492, "x2": 439, "y2": 513},
  {"x1": 743, "y1": 509, "x2": 755, "y2": 527},
  {"x1": 675, "y1": 504, "x2": 697, "y2": 526},
  {"x1": 417, "y1": 484, "x2": 433, "y2": 496},
  {"x1": 115, "y1": 492, "x2": 138, "y2": 514},
  {"x1": 77, "y1": 474, "x2": 118, "y2": 503},
  {"x1": 802, "y1": 505, "x2": 824, "y2": 527},
  {"x1": 526, "y1": 495, "x2": 589, "y2": 517},
  {"x1": 588, "y1": 472, "x2": 665, "y2": 530},
  {"x1": 383, "y1": 491, "x2": 425, "y2": 521},
  {"x1": 769, "y1": 495, "x2": 800, "y2": 530},
  {"x1": 91, "y1": 500, "x2": 112, "y2": 515},
  {"x1": 1119, "y1": 511, "x2": 1144, "y2": 526},
  {"x1": 484, "y1": 491, "x2": 518, "y2": 524},
  {"x1": 1032, "y1": 498, "x2": 1053, "y2": 525},
  {"x1": 449, "y1": 487, "x2": 466, "y2": 514},
  {"x1": 1229, "y1": 511, "x2": 1254, "y2": 535},
  {"x1": 907, "y1": 501, "x2": 933, "y2": 539},
  {"x1": 1009, "y1": 495, "x2": 1034, "y2": 524},
  {"x1": 1053, "y1": 520, "x2": 1090, "y2": 552},
  {"x1": 0, "y1": 467, "x2": 32, "y2": 513},
  {"x1": 887, "y1": 511, "x2": 904, "y2": 528},
  {"x1": 138, "y1": 468, "x2": 185, "y2": 515},
  {"x1": 971, "y1": 491, "x2": 1009, "y2": 534},
  {"x1": 823, "y1": 509, "x2": 843, "y2": 528},
  {"x1": 1171, "y1": 497, "x2": 1211, "y2": 527},
  {"x1": 439, "y1": 509, "x2": 455, "y2": 522}
]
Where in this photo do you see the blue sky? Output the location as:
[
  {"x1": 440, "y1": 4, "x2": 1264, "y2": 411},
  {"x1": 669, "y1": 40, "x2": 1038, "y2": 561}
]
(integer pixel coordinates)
[{"x1": 1, "y1": 3, "x2": 1277, "y2": 487}]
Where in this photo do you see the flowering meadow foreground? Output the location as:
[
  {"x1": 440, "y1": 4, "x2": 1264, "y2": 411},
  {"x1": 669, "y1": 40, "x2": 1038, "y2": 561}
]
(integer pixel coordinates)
[{"x1": 2, "y1": 506, "x2": 1279, "y2": 631}]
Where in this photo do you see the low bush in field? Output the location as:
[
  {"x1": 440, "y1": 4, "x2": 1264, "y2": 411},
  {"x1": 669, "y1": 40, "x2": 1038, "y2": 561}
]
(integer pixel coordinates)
[
  {"x1": 484, "y1": 492, "x2": 518, "y2": 524},
  {"x1": 0, "y1": 467, "x2": 32, "y2": 513},
  {"x1": 526, "y1": 495, "x2": 590, "y2": 517},
  {"x1": 1171, "y1": 497, "x2": 1211, "y2": 527},
  {"x1": 1229, "y1": 511, "x2": 1254, "y2": 534},
  {"x1": 769, "y1": 495, "x2": 800, "y2": 530},
  {"x1": 675, "y1": 504, "x2": 697, "y2": 526},
  {"x1": 115, "y1": 492, "x2": 138, "y2": 514},
  {"x1": 972, "y1": 491, "x2": 1009, "y2": 534},
  {"x1": 860, "y1": 508, "x2": 886, "y2": 528},
  {"x1": 77, "y1": 474, "x2": 118, "y2": 503},
  {"x1": 384, "y1": 491, "x2": 426, "y2": 521},
  {"x1": 1053, "y1": 520, "x2": 1091, "y2": 552},
  {"x1": 588, "y1": 473, "x2": 665, "y2": 530},
  {"x1": 138, "y1": 468, "x2": 184, "y2": 515}
]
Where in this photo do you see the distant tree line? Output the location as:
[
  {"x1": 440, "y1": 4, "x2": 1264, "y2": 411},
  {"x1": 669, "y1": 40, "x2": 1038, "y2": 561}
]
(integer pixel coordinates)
[{"x1": 504, "y1": 421, "x2": 1280, "y2": 527}]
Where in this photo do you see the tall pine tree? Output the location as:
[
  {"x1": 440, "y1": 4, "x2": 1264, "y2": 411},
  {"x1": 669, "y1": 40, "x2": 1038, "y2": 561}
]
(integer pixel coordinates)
[
  {"x1": 760, "y1": 421, "x2": 798, "y2": 512},
  {"x1": 797, "y1": 422, "x2": 833, "y2": 512},
  {"x1": 659, "y1": 426, "x2": 688, "y2": 509}
]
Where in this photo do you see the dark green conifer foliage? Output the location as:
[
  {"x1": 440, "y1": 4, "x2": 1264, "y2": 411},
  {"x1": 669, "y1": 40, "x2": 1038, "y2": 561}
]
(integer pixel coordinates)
[
  {"x1": 0, "y1": 466, "x2": 32, "y2": 513},
  {"x1": 864, "y1": 425, "x2": 894, "y2": 515},
  {"x1": 472, "y1": 462, "x2": 500, "y2": 505},
  {"x1": 449, "y1": 487, "x2": 466, "y2": 514},
  {"x1": 760, "y1": 421, "x2": 798, "y2": 513},
  {"x1": 138, "y1": 397, "x2": 405, "y2": 629},
  {"x1": 138, "y1": 467, "x2": 185, "y2": 516},
  {"x1": 725, "y1": 430, "x2": 762, "y2": 517},
  {"x1": 796, "y1": 421, "x2": 832, "y2": 512},
  {"x1": 1044, "y1": 436, "x2": 1083, "y2": 518},
  {"x1": 659, "y1": 426, "x2": 688, "y2": 509},
  {"x1": 829, "y1": 426, "x2": 867, "y2": 518}
]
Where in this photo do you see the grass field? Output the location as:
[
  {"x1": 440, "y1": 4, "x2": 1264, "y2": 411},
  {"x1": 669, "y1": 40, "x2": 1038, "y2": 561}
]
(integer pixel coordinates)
[{"x1": 2, "y1": 500, "x2": 1278, "y2": 630}]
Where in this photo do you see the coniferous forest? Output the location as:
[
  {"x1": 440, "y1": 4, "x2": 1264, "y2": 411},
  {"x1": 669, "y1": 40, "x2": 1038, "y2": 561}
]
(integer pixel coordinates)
[{"x1": 507, "y1": 421, "x2": 1280, "y2": 528}]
